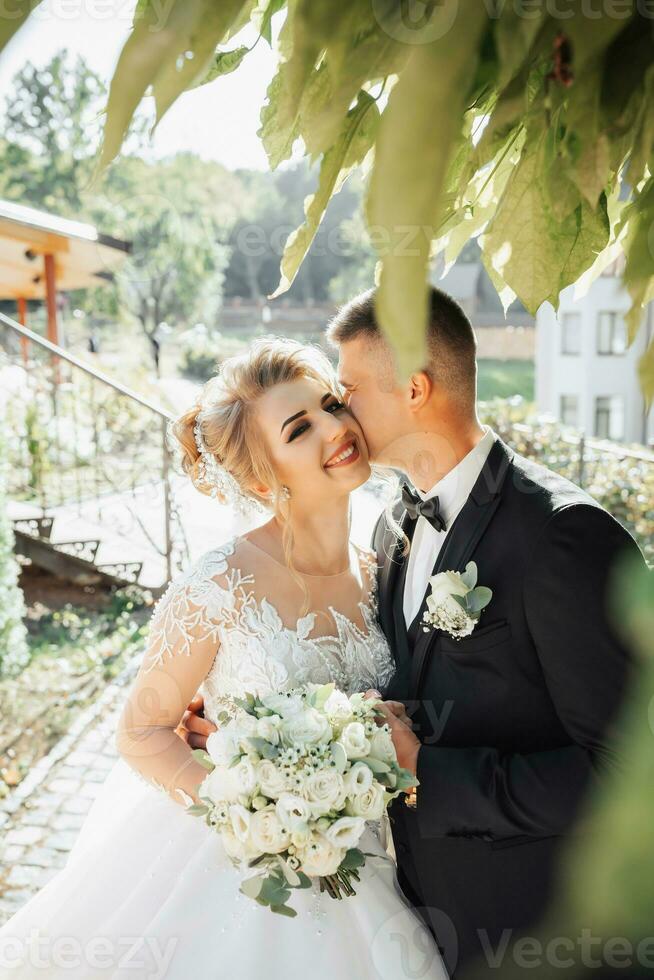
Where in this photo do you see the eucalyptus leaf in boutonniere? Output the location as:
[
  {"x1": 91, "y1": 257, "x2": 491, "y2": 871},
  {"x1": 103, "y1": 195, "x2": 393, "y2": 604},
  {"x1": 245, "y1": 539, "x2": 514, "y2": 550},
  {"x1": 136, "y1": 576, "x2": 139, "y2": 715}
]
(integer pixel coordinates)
[{"x1": 422, "y1": 562, "x2": 492, "y2": 640}]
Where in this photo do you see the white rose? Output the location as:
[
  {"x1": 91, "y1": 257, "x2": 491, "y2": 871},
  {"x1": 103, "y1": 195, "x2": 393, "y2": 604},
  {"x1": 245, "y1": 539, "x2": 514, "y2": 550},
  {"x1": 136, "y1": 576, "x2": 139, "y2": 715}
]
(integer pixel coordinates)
[
  {"x1": 426, "y1": 570, "x2": 469, "y2": 610},
  {"x1": 220, "y1": 826, "x2": 245, "y2": 861},
  {"x1": 275, "y1": 793, "x2": 313, "y2": 832},
  {"x1": 304, "y1": 769, "x2": 345, "y2": 816},
  {"x1": 256, "y1": 716, "x2": 281, "y2": 745},
  {"x1": 236, "y1": 713, "x2": 259, "y2": 741},
  {"x1": 221, "y1": 825, "x2": 261, "y2": 863},
  {"x1": 345, "y1": 782, "x2": 386, "y2": 820},
  {"x1": 233, "y1": 758, "x2": 258, "y2": 798},
  {"x1": 206, "y1": 729, "x2": 239, "y2": 767},
  {"x1": 323, "y1": 816, "x2": 365, "y2": 850},
  {"x1": 340, "y1": 722, "x2": 371, "y2": 760},
  {"x1": 229, "y1": 803, "x2": 252, "y2": 842},
  {"x1": 261, "y1": 692, "x2": 304, "y2": 718},
  {"x1": 343, "y1": 761, "x2": 373, "y2": 797},
  {"x1": 425, "y1": 593, "x2": 475, "y2": 637},
  {"x1": 369, "y1": 729, "x2": 397, "y2": 765},
  {"x1": 204, "y1": 765, "x2": 240, "y2": 804},
  {"x1": 280, "y1": 707, "x2": 332, "y2": 750},
  {"x1": 249, "y1": 808, "x2": 290, "y2": 854},
  {"x1": 290, "y1": 827, "x2": 311, "y2": 848},
  {"x1": 298, "y1": 833, "x2": 344, "y2": 877},
  {"x1": 256, "y1": 759, "x2": 287, "y2": 799},
  {"x1": 324, "y1": 690, "x2": 354, "y2": 727}
]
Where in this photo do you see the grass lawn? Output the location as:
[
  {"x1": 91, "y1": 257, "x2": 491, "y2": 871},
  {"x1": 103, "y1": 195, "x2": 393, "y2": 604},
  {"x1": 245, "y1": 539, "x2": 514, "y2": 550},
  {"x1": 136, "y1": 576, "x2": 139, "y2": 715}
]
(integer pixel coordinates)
[{"x1": 477, "y1": 358, "x2": 534, "y2": 401}]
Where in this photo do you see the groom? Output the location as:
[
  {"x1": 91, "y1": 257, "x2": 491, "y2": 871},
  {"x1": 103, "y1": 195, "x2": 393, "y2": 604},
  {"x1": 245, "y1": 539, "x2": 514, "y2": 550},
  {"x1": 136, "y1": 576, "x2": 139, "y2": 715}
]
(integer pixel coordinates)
[{"x1": 182, "y1": 286, "x2": 645, "y2": 976}]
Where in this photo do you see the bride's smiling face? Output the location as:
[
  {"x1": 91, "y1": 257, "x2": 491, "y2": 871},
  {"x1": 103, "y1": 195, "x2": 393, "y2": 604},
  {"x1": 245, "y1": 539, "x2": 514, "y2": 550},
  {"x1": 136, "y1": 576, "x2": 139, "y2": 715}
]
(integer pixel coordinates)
[{"x1": 253, "y1": 376, "x2": 371, "y2": 501}]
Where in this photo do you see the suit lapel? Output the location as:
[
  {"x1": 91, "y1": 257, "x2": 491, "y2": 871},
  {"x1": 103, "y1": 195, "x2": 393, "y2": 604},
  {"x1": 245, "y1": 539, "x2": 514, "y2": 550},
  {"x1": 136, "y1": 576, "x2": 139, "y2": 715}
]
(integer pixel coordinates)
[{"x1": 408, "y1": 438, "x2": 514, "y2": 700}]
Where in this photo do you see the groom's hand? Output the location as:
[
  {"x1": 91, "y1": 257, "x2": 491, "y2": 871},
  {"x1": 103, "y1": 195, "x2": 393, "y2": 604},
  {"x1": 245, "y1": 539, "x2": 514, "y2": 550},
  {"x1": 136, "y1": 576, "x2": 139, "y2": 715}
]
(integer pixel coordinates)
[
  {"x1": 363, "y1": 691, "x2": 420, "y2": 779},
  {"x1": 175, "y1": 693, "x2": 217, "y2": 751}
]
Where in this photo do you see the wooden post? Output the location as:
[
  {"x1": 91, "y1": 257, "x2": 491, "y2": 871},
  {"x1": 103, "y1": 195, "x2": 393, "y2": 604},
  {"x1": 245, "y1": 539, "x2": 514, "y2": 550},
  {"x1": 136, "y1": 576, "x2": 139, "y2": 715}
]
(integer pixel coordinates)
[
  {"x1": 44, "y1": 253, "x2": 60, "y2": 385},
  {"x1": 17, "y1": 296, "x2": 29, "y2": 367}
]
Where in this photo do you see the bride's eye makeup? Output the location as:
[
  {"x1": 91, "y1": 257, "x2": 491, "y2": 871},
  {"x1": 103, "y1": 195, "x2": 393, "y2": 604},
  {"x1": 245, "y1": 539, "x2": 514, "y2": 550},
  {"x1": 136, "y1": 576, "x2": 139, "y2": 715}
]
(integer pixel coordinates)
[{"x1": 286, "y1": 398, "x2": 348, "y2": 443}]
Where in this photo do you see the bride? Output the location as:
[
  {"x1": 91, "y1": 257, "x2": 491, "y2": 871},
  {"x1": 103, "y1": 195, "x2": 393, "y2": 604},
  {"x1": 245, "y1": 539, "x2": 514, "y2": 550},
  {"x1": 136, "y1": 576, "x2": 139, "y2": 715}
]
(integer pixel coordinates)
[{"x1": 0, "y1": 338, "x2": 447, "y2": 980}]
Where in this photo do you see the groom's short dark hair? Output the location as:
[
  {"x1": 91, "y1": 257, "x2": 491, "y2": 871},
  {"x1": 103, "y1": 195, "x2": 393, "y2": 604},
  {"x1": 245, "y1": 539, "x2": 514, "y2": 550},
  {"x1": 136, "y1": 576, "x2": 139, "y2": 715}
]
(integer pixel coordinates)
[{"x1": 325, "y1": 285, "x2": 477, "y2": 405}]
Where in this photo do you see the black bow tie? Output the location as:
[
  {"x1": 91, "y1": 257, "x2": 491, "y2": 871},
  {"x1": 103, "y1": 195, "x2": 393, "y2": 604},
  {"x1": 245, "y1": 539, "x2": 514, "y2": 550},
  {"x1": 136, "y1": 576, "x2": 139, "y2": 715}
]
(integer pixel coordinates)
[{"x1": 401, "y1": 483, "x2": 447, "y2": 532}]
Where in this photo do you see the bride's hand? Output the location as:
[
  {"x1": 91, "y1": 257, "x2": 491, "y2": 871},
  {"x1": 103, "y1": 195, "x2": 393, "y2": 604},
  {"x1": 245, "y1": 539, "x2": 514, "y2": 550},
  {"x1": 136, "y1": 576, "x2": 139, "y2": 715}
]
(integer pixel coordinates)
[{"x1": 175, "y1": 693, "x2": 217, "y2": 751}]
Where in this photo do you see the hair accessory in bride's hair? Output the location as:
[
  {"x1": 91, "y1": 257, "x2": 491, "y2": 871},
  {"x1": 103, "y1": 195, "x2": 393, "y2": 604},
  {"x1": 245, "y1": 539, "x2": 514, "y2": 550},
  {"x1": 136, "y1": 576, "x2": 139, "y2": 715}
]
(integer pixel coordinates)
[{"x1": 193, "y1": 411, "x2": 265, "y2": 516}]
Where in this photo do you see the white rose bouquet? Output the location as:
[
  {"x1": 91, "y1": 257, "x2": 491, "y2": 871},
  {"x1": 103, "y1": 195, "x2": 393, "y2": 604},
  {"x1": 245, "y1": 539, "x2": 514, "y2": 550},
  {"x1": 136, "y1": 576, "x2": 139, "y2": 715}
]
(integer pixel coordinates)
[{"x1": 185, "y1": 682, "x2": 417, "y2": 916}]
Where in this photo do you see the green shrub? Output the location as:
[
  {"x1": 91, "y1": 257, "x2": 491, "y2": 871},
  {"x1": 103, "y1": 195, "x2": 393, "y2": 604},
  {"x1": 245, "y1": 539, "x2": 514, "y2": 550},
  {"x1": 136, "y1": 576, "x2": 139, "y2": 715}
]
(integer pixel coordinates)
[{"x1": 178, "y1": 329, "x2": 247, "y2": 381}]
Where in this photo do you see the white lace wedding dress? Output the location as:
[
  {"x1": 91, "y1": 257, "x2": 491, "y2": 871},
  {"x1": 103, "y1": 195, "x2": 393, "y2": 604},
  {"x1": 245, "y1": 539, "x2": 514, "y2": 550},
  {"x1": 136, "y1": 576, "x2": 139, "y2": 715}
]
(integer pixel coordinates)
[{"x1": 0, "y1": 537, "x2": 447, "y2": 980}]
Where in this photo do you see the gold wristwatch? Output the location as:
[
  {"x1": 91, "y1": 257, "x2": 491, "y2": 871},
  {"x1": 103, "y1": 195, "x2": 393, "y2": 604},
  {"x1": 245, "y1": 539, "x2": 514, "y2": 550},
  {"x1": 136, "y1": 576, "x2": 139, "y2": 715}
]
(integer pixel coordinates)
[{"x1": 404, "y1": 784, "x2": 418, "y2": 809}]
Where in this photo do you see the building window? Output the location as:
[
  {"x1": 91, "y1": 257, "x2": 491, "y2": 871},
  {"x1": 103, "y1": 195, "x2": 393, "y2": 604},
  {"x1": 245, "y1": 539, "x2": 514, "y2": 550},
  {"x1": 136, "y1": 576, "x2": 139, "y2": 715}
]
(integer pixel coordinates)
[
  {"x1": 560, "y1": 313, "x2": 581, "y2": 354},
  {"x1": 594, "y1": 396, "x2": 624, "y2": 440},
  {"x1": 560, "y1": 395, "x2": 579, "y2": 427},
  {"x1": 597, "y1": 312, "x2": 627, "y2": 355}
]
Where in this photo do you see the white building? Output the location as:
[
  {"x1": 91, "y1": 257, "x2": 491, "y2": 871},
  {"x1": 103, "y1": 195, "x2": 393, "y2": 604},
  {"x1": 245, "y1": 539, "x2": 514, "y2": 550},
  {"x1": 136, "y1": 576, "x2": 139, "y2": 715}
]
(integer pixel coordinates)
[{"x1": 536, "y1": 267, "x2": 654, "y2": 446}]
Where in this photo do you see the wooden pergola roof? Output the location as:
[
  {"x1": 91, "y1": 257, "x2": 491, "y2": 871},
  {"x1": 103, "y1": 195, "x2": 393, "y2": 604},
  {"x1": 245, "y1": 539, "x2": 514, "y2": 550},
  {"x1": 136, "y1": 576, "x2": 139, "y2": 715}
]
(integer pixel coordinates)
[{"x1": 0, "y1": 198, "x2": 131, "y2": 301}]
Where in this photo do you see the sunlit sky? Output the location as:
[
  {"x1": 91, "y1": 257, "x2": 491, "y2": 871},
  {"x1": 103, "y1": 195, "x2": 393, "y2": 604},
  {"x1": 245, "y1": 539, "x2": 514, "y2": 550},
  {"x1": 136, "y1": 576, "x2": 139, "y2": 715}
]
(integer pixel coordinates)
[{"x1": 0, "y1": 0, "x2": 281, "y2": 171}]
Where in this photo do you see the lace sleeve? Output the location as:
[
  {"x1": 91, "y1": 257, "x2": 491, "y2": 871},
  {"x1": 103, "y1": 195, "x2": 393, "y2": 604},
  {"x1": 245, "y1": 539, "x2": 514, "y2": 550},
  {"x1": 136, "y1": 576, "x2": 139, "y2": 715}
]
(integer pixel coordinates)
[{"x1": 115, "y1": 544, "x2": 234, "y2": 809}]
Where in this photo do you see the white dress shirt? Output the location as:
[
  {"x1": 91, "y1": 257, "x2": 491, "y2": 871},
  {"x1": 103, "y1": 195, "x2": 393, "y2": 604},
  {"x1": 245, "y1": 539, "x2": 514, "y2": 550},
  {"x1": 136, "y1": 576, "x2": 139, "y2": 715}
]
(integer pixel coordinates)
[{"x1": 403, "y1": 426, "x2": 497, "y2": 627}]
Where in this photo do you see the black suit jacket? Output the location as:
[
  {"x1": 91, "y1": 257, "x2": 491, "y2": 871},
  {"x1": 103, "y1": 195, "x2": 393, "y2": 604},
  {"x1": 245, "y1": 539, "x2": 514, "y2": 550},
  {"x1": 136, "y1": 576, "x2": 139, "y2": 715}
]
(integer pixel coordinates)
[{"x1": 372, "y1": 436, "x2": 644, "y2": 977}]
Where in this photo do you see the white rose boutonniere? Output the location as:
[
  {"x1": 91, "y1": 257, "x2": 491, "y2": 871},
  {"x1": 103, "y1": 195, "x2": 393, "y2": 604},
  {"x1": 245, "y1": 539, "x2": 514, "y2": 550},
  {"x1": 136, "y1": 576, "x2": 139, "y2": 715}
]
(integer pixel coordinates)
[{"x1": 422, "y1": 561, "x2": 492, "y2": 639}]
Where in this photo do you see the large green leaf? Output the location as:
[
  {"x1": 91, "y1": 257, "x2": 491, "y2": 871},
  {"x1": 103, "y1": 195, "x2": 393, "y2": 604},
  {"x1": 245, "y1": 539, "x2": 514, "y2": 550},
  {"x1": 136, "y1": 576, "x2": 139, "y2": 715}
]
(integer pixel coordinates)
[
  {"x1": 493, "y1": 4, "x2": 547, "y2": 88},
  {"x1": 366, "y1": 1, "x2": 489, "y2": 379},
  {"x1": 260, "y1": 0, "x2": 404, "y2": 168},
  {"x1": 257, "y1": 0, "x2": 286, "y2": 45},
  {"x1": 152, "y1": 0, "x2": 248, "y2": 128},
  {"x1": 0, "y1": 0, "x2": 44, "y2": 56},
  {"x1": 258, "y1": 0, "x2": 323, "y2": 168},
  {"x1": 639, "y1": 339, "x2": 654, "y2": 408},
  {"x1": 621, "y1": 178, "x2": 654, "y2": 363},
  {"x1": 626, "y1": 64, "x2": 654, "y2": 186},
  {"x1": 299, "y1": 1, "x2": 408, "y2": 160},
  {"x1": 270, "y1": 89, "x2": 379, "y2": 297},
  {"x1": 96, "y1": 0, "x2": 204, "y2": 174},
  {"x1": 560, "y1": 59, "x2": 611, "y2": 209},
  {"x1": 190, "y1": 46, "x2": 250, "y2": 90},
  {"x1": 438, "y1": 123, "x2": 525, "y2": 269},
  {"x1": 482, "y1": 130, "x2": 609, "y2": 315}
]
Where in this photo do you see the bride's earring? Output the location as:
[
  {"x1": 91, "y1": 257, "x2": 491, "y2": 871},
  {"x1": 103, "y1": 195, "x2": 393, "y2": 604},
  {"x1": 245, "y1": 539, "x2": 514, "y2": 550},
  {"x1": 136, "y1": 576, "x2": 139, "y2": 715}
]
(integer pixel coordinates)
[{"x1": 280, "y1": 485, "x2": 291, "y2": 501}]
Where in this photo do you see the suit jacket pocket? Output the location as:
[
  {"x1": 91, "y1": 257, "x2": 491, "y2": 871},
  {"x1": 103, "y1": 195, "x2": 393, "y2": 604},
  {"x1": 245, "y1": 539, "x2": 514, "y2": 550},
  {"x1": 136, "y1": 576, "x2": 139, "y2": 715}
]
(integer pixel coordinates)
[
  {"x1": 438, "y1": 618, "x2": 511, "y2": 653},
  {"x1": 490, "y1": 833, "x2": 561, "y2": 850}
]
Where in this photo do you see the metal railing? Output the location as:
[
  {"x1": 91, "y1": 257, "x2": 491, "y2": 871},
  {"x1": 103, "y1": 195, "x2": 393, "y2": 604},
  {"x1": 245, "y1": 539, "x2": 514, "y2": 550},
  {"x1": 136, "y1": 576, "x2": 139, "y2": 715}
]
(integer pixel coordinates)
[
  {"x1": 0, "y1": 312, "x2": 190, "y2": 588},
  {"x1": 485, "y1": 413, "x2": 654, "y2": 565},
  {"x1": 1, "y1": 311, "x2": 651, "y2": 582}
]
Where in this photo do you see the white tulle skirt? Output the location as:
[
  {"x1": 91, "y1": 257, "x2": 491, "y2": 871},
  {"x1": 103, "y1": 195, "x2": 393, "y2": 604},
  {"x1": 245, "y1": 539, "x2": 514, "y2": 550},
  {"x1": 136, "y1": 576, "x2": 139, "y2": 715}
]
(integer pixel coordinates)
[{"x1": 0, "y1": 758, "x2": 447, "y2": 980}]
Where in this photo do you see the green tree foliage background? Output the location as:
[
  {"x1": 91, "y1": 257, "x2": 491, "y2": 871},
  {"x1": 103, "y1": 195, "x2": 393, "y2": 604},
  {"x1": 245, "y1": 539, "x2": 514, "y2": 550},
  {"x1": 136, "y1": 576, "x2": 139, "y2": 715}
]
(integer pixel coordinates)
[
  {"x1": 20, "y1": 0, "x2": 646, "y2": 393},
  {"x1": 0, "y1": 51, "x2": 379, "y2": 366}
]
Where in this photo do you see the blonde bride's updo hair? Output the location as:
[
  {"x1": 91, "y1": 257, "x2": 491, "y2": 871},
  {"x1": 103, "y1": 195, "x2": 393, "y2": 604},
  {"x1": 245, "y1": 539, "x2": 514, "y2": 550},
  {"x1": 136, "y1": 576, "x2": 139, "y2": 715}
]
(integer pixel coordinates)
[{"x1": 170, "y1": 336, "x2": 341, "y2": 511}]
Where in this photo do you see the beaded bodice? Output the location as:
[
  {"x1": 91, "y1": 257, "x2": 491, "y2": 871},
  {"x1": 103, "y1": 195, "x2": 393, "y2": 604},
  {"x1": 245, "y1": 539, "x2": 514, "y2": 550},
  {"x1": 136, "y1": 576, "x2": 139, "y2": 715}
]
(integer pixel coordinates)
[{"x1": 145, "y1": 537, "x2": 396, "y2": 723}]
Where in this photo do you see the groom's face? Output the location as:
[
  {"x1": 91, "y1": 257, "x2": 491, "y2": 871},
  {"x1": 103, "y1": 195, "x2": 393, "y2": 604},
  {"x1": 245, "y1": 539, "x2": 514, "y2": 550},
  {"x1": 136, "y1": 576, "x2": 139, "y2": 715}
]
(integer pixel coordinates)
[{"x1": 336, "y1": 336, "x2": 407, "y2": 466}]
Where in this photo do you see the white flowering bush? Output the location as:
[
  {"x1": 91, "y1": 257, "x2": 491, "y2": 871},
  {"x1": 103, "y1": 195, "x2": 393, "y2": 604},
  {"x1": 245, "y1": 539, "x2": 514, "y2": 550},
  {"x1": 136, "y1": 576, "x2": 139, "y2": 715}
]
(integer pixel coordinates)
[
  {"x1": 186, "y1": 683, "x2": 416, "y2": 916},
  {"x1": 480, "y1": 399, "x2": 654, "y2": 566},
  {"x1": 0, "y1": 426, "x2": 29, "y2": 678}
]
